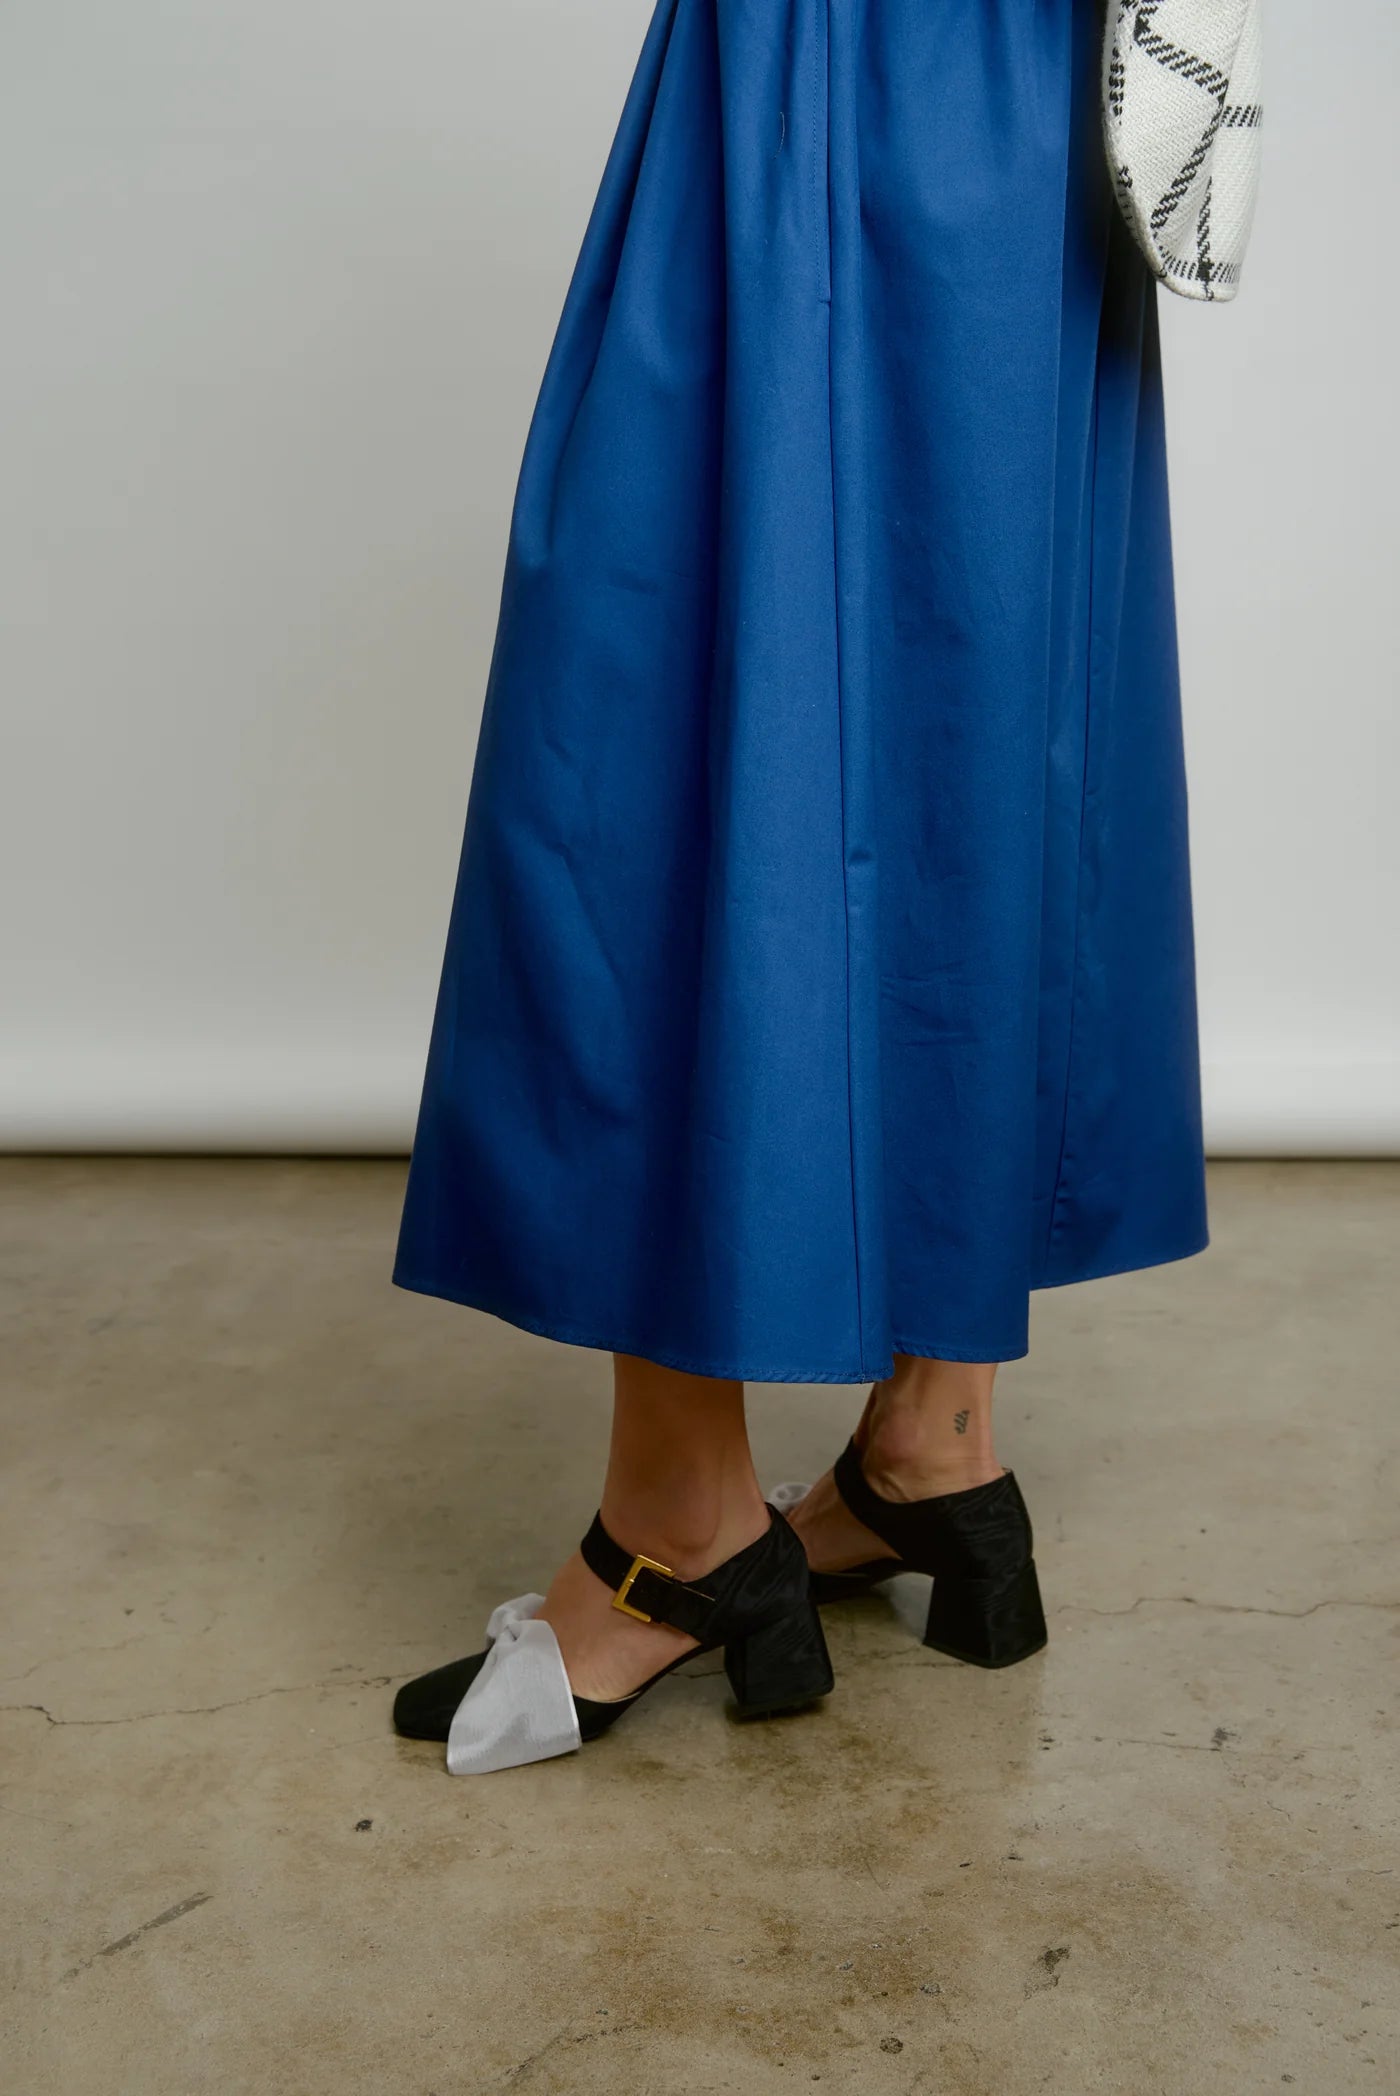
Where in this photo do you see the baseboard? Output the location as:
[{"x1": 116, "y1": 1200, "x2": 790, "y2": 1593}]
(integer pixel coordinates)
[
  {"x1": 0, "y1": 1052, "x2": 1397, "y2": 1156},
  {"x1": 0, "y1": 1051, "x2": 421, "y2": 1155},
  {"x1": 1199, "y1": 1059, "x2": 1400, "y2": 1157}
]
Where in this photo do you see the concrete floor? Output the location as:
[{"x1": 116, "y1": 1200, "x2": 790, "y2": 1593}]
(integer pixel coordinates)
[{"x1": 2, "y1": 1159, "x2": 1397, "y2": 2095}]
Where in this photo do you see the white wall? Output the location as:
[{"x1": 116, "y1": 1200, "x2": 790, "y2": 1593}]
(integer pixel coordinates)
[
  {"x1": 1159, "y1": 7, "x2": 1400, "y2": 1152},
  {"x1": 1, "y1": 0, "x2": 1396, "y2": 1154}
]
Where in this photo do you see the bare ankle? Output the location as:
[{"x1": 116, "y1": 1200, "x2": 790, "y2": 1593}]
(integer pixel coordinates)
[
  {"x1": 860, "y1": 1357, "x2": 1003, "y2": 1499},
  {"x1": 598, "y1": 1484, "x2": 770, "y2": 1580},
  {"x1": 604, "y1": 1358, "x2": 769, "y2": 1579}
]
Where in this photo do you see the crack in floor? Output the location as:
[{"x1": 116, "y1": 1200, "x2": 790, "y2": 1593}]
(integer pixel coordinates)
[
  {"x1": 1051, "y1": 1595, "x2": 1398, "y2": 1621},
  {"x1": 2, "y1": 1595, "x2": 1394, "y2": 1729},
  {"x1": 2, "y1": 1672, "x2": 409, "y2": 1727}
]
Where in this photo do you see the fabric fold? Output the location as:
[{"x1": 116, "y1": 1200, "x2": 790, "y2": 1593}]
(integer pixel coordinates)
[{"x1": 445, "y1": 1594, "x2": 582, "y2": 1776}]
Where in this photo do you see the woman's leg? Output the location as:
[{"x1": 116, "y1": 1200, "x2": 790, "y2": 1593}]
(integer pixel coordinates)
[
  {"x1": 536, "y1": 1353, "x2": 771, "y2": 1701},
  {"x1": 784, "y1": 1354, "x2": 1004, "y2": 1573}
]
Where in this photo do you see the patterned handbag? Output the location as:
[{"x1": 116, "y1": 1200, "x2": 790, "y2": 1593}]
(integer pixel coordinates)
[{"x1": 1103, "y1": 0, "x2": 1264, "y2": 302}]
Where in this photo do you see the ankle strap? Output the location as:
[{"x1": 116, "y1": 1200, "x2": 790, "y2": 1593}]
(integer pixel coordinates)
[{"x1": 580, "y1": 1513, "x2": 730, "y2": 1640}]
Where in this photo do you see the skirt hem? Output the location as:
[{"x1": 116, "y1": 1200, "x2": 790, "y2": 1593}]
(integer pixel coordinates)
[{"x1": 390, "y1": 1225, "x2": 1210, "y2": 1385}]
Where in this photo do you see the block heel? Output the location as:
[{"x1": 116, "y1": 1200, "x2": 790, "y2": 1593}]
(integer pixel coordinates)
[
  {"x1": 725, "y1": 1598, "x2": 835, "y2": 1717},
  {"x1": 923, "y1": 1558, "x2": 1048, "y2": 1668},
  {"x1": 781, "y1": 1438, "x2": 1048, "y2": 1666}
]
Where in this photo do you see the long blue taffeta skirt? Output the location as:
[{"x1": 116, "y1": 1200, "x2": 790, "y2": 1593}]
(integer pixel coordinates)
[{"x1": 393, "y1": 0, "x2": 1209, "y2": 1379}]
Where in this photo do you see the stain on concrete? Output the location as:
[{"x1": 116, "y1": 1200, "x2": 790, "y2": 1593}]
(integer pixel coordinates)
[
  {"x1": 1025, "y1": 1944, "x2": 1071, "y2": 1998},
  {"x1": 62, "y1": 1892, "x2": 213, "y2": 1983}
]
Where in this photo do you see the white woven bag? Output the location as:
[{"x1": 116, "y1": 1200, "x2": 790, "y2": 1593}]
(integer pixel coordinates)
[{"x1": 1103, "y1": 0, "x2": 1263, "y2": 302}]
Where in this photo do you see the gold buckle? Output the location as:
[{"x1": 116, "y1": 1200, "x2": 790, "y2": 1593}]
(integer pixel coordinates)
[{"x1": 611, "y1": 1552, "x2": 674, "y2": 1623}]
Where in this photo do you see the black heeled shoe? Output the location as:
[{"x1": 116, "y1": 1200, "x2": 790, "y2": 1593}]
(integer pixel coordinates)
[
  {"x1": 786, "y1": 1439, "x2": 1048, "y2": 1669},
  {"x1": 393, "y1": 1503, "x2": 834, "y2": 1772}
]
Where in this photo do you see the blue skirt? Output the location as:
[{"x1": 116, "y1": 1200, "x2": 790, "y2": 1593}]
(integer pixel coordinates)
[{"x1": 393, "y1": 0, "x2": 1208, "y2": 1379}]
